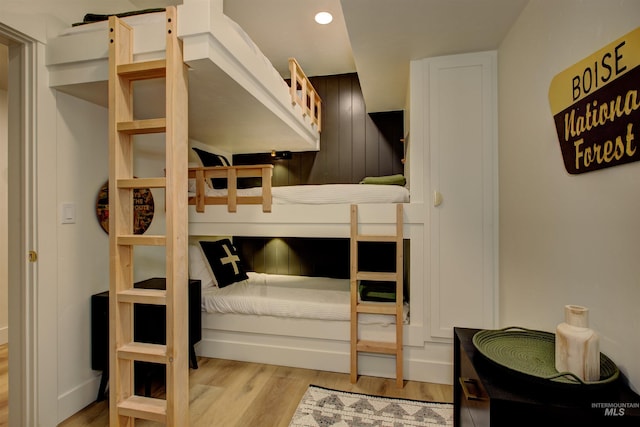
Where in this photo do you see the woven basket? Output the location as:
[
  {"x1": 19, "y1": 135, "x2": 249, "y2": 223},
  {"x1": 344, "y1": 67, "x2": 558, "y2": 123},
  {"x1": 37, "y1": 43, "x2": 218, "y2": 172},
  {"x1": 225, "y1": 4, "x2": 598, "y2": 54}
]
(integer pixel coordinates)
[{"x1": 472, "y1": 327, "x2": 619, "y2": 387}]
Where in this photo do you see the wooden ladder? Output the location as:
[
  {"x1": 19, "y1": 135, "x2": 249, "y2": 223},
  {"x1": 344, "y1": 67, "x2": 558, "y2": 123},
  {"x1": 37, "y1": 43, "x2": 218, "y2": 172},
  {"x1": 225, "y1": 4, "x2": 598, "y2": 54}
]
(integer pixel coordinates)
[
  {"x1": 108, "y1": 7, "x2": 189, "y2": 425},
  {"x1": 350, "y1": 204, "x2": 404, "y2": 388}
]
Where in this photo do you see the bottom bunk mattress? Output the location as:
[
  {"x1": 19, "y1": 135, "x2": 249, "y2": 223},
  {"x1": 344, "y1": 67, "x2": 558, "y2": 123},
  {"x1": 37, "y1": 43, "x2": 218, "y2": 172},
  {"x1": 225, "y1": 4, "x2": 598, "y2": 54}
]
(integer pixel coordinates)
[{"x1": 201, "y1": 272, "x2": 408, "y2": 325}]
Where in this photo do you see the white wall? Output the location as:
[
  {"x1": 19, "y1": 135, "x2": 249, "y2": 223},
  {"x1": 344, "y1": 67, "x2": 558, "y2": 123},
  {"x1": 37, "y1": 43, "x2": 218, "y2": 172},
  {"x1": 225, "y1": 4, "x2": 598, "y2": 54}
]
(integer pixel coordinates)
[
  {"x1": 499, "y1": 0, "x2": 640, "y2": 390},
  {"x1": 54, "y1": 92, "x2": 110, "y2": 419}
]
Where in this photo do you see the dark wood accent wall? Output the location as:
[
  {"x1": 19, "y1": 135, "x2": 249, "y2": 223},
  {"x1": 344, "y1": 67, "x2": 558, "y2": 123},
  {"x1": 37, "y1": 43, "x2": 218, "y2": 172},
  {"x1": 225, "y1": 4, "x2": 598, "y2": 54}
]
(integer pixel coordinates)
[
  {"x1": 236, "y1": 237, "x2": 351, "y2": 278},
  {"x1": 233, "y1": 73, "x2": 405, "y2": 186},
  {"x1": 235, "y1": 237, "x2": 409, "y2": 287}
]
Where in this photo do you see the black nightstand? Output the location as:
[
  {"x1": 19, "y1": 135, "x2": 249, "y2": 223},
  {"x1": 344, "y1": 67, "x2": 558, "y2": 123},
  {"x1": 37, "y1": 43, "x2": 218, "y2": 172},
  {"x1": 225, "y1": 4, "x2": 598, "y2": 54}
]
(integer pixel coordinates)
[
  {"x1": 454, "y1": 327, "x2": 640, "y2": 426},
  {"x1": 91, "y1": 277, "x2": 201, "y2": 401}
]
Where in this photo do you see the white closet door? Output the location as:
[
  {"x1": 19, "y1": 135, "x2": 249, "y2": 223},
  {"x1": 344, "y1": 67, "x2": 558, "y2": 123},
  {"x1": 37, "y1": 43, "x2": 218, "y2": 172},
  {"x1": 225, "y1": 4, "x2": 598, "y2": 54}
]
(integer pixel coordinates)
[{"x1": 426, "y1": 51, "x2": 498, "y2": 339}]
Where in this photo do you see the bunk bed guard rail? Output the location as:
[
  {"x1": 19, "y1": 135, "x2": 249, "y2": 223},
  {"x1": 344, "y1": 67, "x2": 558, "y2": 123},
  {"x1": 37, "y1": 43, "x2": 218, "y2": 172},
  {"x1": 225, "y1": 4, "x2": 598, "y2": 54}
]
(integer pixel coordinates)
[
  {"x1": 289, "y1": 58, "x2": 322, "y2": 132},
  {"x1": 188, "y1": 164, "x2": 273, "y2": 213}
]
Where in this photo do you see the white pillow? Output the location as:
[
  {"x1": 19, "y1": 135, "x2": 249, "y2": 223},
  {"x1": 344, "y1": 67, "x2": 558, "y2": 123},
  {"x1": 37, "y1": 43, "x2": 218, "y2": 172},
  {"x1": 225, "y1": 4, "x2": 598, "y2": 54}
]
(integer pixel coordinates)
[{"x1": 189, "y1": 244, "x2": 217, "y2": 289}]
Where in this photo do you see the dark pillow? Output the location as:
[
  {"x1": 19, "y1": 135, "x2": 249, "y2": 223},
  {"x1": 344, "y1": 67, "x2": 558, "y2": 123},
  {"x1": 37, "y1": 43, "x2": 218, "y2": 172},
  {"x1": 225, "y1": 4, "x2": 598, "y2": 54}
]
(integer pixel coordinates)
[
  {"x1": 199, "y1": 239, "x2": 248, "y2": 288},
  {"x1": 192, "y1": 147, "x2": 230, "y2": 189}
]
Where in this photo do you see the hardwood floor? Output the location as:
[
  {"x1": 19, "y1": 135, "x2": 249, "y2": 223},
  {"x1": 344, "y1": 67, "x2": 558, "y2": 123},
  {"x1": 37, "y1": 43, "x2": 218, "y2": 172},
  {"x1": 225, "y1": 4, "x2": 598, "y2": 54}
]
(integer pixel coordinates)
[
  {"x1": 0, "y1": 344, "x2": 7, "y2": 427},
  {"x1": 59, "y1": 356, "x2": 453, "y2": 426}
]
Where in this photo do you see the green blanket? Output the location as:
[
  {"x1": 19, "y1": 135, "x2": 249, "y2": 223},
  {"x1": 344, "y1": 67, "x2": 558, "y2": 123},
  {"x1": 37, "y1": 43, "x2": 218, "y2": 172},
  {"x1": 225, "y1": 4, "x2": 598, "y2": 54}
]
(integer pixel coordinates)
[
  {"x1": 359, "y1": 282, "x2": 397, "y2": 302},
  {"x1": 359, "y1": 174, "x2": 406, "y2": 186}
]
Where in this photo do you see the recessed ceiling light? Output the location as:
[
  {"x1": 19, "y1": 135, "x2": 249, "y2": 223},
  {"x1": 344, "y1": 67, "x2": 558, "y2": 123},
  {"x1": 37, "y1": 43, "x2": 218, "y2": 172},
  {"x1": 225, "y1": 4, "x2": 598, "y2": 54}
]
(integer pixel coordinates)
[{"x1": 314, "y1": 11, "x2": 333, "y2": 25}]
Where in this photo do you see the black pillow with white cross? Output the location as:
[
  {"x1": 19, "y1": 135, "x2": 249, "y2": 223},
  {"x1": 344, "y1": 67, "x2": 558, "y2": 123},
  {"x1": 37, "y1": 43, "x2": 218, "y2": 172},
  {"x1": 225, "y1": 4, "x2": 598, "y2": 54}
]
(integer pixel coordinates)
[{"x1": 199, "y1": 239, "x2": 248, "y2": 288}]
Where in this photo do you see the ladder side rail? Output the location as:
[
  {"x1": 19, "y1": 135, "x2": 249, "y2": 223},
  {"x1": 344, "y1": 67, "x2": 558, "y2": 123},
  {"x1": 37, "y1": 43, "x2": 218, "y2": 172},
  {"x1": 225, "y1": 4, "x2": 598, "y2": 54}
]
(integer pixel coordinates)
[
  {"x1": 163, "y1": 6, "x2": 190, "y2": 426},
  {"x1": 350, "y1": 205, "x2": 359, "y2": 384},
  {"x1": 108, "y1": 15, "x2": 136, "y2": 427},
  {"x1": 395, "y1": 203, "x2": 404, "y2": 387}
]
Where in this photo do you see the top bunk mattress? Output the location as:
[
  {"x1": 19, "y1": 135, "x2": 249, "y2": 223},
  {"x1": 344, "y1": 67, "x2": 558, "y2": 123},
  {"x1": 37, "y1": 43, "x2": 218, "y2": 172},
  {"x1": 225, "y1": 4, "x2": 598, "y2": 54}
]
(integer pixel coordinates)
[
  {"x1": 46, "y1": 2, "x2": 320, "y2": 154},
  {"x1": 195, "y1": 184, "x2": 410, "y2": 204}
]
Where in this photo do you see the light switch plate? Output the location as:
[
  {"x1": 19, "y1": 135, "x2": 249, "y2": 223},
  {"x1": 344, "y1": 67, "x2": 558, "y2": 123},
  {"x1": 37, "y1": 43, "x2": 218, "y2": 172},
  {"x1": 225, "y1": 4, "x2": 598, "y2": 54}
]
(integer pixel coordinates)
[{"x1": 61, "y1": 202, "x2": 76, "y2": 224}]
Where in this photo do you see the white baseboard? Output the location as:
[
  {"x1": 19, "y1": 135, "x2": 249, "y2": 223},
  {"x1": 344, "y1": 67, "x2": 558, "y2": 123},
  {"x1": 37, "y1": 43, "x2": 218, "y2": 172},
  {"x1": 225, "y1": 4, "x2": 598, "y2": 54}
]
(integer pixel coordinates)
[
  {"x1": 196, "y1": 337, "x2": 453, "y2": 385},
  {"x1": 0, "y1": 326, "x2": 7, "y2": 345},
  {"x1": 57, "y1": 373, "x2": 102, "y2": 424}
]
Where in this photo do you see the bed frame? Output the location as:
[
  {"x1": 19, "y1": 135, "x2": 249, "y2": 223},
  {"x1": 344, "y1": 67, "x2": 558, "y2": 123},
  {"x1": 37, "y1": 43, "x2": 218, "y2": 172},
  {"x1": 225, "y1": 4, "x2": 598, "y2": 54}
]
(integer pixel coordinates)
[
  {"x1": 188, "y1": 199, "x2": 447, "y2": 385},
  {"x1": 46, "y1": 0, "x2": 321, "y2": 154},
  {"x1": 289, "y1": 57, "x2": 322, "y2": 131}
]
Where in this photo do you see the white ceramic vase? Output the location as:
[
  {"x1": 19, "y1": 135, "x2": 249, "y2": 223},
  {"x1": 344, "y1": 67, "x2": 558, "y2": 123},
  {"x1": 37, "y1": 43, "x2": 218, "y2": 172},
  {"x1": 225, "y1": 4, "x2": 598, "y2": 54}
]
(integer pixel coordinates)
[{"x1": 555, "y1": 305, "x2": 600, "y2": 382}]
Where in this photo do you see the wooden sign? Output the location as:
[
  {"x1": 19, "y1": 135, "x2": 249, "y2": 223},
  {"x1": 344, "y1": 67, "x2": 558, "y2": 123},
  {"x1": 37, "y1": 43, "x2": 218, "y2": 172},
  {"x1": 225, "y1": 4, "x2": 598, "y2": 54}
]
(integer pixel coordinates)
[
  {"x1": 549, "y1": 27, "x2": 640, "y2": 174},
  {"x1": 95, "y1": 181, "x2": 155, "y2": 234}
]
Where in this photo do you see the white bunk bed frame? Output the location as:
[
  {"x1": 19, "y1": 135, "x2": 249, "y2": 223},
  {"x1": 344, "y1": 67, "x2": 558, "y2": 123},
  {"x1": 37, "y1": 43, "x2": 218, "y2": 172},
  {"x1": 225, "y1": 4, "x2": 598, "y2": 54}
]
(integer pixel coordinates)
[
  {"x1": 45, "y1": 0, "x2": 450, "y2": 384},
  {"x1": 46, "y1": 0, "x2": 321, "y2": 154},
  {"x1": 189, "y1": 202, "x2": 435, "y2": 383}
]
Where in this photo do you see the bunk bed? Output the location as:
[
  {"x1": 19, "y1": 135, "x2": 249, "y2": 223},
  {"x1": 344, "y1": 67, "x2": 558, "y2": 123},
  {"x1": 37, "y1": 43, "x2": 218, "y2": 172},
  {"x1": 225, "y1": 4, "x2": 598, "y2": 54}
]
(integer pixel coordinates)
[
  {"x1": 188, "y1": 235, "x2": 417, "y2": 378},
  {"x1": 46, "y1": 1, "x2": 428, "y2": 380},
  {"x1": 192, "y1": 243, "x2": 408, "y2": 325},
  {"x1": 185, "y1": 173, "x2": 424, "y2": 381}
]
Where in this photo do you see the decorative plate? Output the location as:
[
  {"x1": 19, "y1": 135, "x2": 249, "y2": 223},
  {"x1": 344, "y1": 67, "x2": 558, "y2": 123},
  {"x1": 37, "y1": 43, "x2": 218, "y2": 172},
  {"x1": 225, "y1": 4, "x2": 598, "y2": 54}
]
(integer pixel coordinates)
[{"x1": 472, "y1": 327, "x2": 619, "y2": 387}]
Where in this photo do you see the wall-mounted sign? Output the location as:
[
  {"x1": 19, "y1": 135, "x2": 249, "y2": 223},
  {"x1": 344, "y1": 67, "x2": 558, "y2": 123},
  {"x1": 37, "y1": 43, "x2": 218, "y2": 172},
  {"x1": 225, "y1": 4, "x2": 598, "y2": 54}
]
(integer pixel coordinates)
[
  {"x1": 95, "y1": 181, "x2": 155, "y2": 234},
  {"x1": 549, "y1": 27, "x2": 640, "y2": 174}
]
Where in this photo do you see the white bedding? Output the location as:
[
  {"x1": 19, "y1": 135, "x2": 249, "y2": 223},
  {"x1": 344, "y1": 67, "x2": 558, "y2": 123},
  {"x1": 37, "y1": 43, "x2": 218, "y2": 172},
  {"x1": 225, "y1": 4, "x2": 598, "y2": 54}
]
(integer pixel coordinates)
[
  {"x1": 191, "y1": 184, "x2": 410, "y2": 204},
  {"x1": 202, "y1": 272, "x2": 408, "y2": 325}
]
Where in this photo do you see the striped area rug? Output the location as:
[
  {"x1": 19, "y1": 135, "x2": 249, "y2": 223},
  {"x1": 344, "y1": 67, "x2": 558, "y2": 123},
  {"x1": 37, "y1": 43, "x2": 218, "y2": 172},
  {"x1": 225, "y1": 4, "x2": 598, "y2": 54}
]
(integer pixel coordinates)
[{"x1": 289, "y1": 385, "x2": 453, "y2": 427}]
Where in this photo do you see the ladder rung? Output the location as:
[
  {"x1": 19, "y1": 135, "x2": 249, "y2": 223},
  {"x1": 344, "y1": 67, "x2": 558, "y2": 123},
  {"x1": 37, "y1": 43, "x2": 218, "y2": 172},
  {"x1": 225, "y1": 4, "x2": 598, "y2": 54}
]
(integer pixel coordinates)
[
  {"x1": 356, "y1": 302, "x2": 397, "y2": 315},
  {"x1": 356, "y1": 340, "x2": 399, "y2": 354},
  {"x1": 118, "y1": 342, "x2": 167, "y2": 364},
  {"x1": 117, "y1": 59, "x2": 167, "y2": 80},
  {"x1": 117, "y1": 118, "x2": 167, "y2": 135},
  {"x1": 356, "y1": 235, "x2": 399, "y2": 243},
  {"x1": 118, "y1": 177, "x2": 166, "y2": 189},
  {"x1": 117, "y1": 235, "x2": 166, "y2": 246},
  {"x1": 356, "y1": 271, "x2": 398, "y2": 282},
  {"x1": 117, "y1": 395, "x2": 167, "y2": 424},
  {"x1": 117, "y1": 288, "x2": 166, "y2": 305}
]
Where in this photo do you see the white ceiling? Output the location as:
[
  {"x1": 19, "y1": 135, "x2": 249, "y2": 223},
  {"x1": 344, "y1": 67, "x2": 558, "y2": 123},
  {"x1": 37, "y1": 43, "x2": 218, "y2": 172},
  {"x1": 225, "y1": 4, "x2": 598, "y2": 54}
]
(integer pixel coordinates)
[
  {"x1": 224, "y1": 0, "x2": 354, "y2": 78},
  {"x1": 224, "y1": 0, "x2": 529, "y2": 112}
]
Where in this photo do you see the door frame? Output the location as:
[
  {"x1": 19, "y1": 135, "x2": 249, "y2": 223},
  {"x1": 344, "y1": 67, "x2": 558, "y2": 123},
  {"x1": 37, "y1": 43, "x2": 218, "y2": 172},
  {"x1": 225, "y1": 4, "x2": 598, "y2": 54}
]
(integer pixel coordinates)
[{"x1": 1, "y1": 21, "x2": 58, "y2": 426}]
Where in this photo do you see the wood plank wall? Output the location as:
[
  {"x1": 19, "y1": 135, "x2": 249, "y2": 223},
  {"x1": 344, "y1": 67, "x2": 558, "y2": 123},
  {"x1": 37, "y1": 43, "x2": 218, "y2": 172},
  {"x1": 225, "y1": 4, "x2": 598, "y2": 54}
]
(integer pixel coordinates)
[
  {"x1": 233, "y1": 73, "x2": 405, "y2": 186},
  {"x1": 236, "y1": 237, "x2": 350, "y2": 278},
  {"x1": 235, "y1": 237, "x2": 408, "y2": 279}
]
